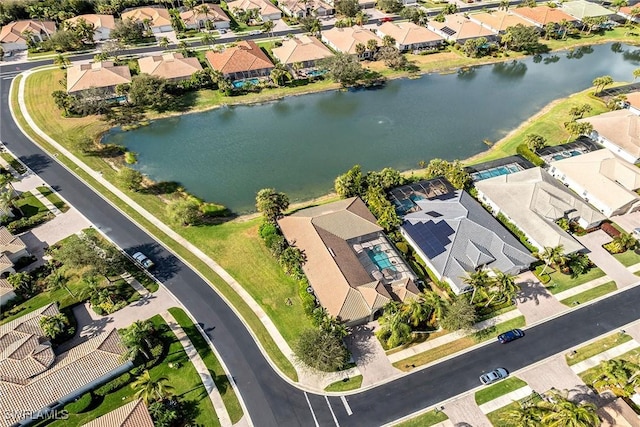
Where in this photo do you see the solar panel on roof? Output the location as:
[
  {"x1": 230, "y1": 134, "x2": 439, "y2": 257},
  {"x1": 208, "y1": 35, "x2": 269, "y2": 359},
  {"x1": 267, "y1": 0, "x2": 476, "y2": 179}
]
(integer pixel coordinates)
[
  {"x1": 425, "y1": 210, "x2": 442, "y2": 218},
  {"x1": 441, "y1": 26, "x2": 456, "y2": 36}
]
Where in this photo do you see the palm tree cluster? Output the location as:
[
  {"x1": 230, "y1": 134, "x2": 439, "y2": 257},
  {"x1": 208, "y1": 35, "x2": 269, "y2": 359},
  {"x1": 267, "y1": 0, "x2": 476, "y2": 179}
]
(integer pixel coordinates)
[
  {"x1": 591, "y1": 358, "x2": 640, "y2": 398},
  {"x1": 463, "y1": 269, "x2": 519, "y2": 307},
  {"x1": 120, "y1": 320, "x2": 161, "y2": 362},
  {"x1": 501, "y1": 389, "x2": 601, "y2": 427},
  {"x1": 131, "y1": 370, "x2": 175, "y2": 404},
  {"x1": 539, "y1": 245, "x2": 593, "y2": 279}
]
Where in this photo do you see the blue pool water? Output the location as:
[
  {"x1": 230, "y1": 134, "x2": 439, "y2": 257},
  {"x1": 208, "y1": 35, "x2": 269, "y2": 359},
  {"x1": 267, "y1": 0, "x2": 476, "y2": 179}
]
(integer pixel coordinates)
[
  {"x1": 472, "y1": 164, "x2": 523, "y2": 181},
  {"x1": 367, "y1": 246, "x2": 395, "y2": 270},
  {"x1": 410, "y1": 193, "x2": 425, "y2": 202},
  {"x1": 307, "y1": 69, "x2": 327, "y2": 77},
  {"x1": 551, "y1": 150, "x2": 584, "y2": 162},
  {"x1": 232, "y1": 78, "x2": 261, "y2": 88}
]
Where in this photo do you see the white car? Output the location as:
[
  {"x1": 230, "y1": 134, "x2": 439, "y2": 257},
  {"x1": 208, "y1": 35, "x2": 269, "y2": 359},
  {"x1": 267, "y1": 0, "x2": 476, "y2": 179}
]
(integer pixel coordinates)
[
  {"x1": 479, "y1": 368, "x2": 508, "y2": 385},
  {"x1": 248, "y1": 30, "x2": 262, "y2": 36},
  {"x1": 132, "y1": 252, "x2": 155, "y2": 270}
]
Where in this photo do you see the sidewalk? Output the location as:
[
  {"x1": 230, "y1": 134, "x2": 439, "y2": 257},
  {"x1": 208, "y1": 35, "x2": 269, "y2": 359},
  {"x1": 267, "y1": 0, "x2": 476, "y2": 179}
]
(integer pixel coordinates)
[
  {"x1": 570, "y1": 340, "x2": 640, "y2": 374},
  {"x1": 478, "y1": 386, "x2": 533, "y2": 414},
  {"x1": 32, "y1": 186, "x2": 62, "y2": 215},
  {"x1": 576, "y1": 231, "x2": 639, "y2": 288},
  {"x1": 554, "y1": 274, "x2": 614, "y2": 301}
]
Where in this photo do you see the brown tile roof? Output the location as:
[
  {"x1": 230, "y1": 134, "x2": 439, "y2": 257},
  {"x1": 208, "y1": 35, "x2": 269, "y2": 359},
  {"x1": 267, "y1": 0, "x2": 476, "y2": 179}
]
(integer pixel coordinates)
[
  {"x1": 512, "y1": 6, "x2": 577, "y2": 25},
  {"x1": 0, "y1": 226, "x2": 26, "y2": 254},
  {"x1": 377, "y1": 22, "x2": 444, "y2": 45},
  {"x1": 281, "y1": 0, "x2": 333, "y2": 15},
  {"x1": 0, "y1": 328, "x2": 126, "y2": 427},
  {"x1": 65, "y1": 14, "x2": 116, "y2": 30},
  {"x1": 470, "y1": 11, "x2": 535, "y2": 32},
  {"x1": 227, "y1": 0, "x2": 282, "y2": 16},
  {"x1": 138, "y1": 52, "x2": 203, "y2": 80},
  {"x1": 180, "y1": 5, "x2": 230, "y2": 25},
  {"x1": 67, "y1": 61, "x2": 132, "y2": 93},
  {"x1": 0, "y1": 20, "x2": 56, "y2": 44},
  {"x1": 321, "y1": 27, "x2": 382, "y2": 54},
  {"x1": 83, "y1": 399, "x2": 154, "y2": 427},
  {"x1": 121, "y1": 7, "x2": 172, "y2": 28},
  {"x1": 428, "y1": 13, "x2": 495, "y2": 40},
  {"x1": 579, "y1": 110, "x2": 640, "y2": 158},
  {"x1": 272, "y1": 35, "x2": 333, "y2": 65},
  {"x1": 627, "y1": 91, "x2": 640, "y2": 110},
  {"x1": 205, "y1": 40, "x2": 274, "y2": 75}
]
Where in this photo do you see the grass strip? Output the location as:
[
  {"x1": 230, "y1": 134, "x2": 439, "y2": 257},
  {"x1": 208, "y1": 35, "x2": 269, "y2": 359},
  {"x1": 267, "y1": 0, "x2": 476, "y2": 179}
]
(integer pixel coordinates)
[
  {"x1": 566, "y1": 332, "x2": 633, "y2": 366},
  {"x1": 167, "y1": 307, "x2": 244, "y2": 423},
  {"x1": 324, "y1": 375, "x2": 363, "y2": 392},
  {"x1": 1, "y1": 152, "x2": 27, "y2": 174},
  {"x1": 475, "y1": 377, "x2": 528, "y2": 406},
  {"x1": 395, "y1": 409, "x2": 449, "y2": 427},
  {"x1": 560, "y1": 281, "x2": 617, "y2": 306},
  {"x1": 36, "y1": 185, "x2": 70, "y2": 212}
]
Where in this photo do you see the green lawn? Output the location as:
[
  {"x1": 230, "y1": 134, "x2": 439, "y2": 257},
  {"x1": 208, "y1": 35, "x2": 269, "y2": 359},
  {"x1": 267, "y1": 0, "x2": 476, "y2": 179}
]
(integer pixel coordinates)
[
  {"x1": 534, "y1": 264, "x2": 606, "y2": 294},
  {"x1": 51, "y1": 315, "x2": 220, "y2": 427},
  {"x1": 394, "y1": 316, "x2": 526, "y2": 371},
  {"x1": 486, "y1": 401, "x2": 520, "y2": 427},
  {"x1": 475, "y1": 377, "x2": 528, "y2": 406},
  {"x1": 167, "y1": 307, "x2": 243, "y2": 423},
  {"x1": 324, "y1": 375, "x2": 363, "y2": 392},
  {"x1": 13, "y1": 191, "x2": 49, "y2": 217},
  {"x1": 613, "y1": 249, "x2": 640, "y2": 268},
  {"x1": 395, "y1": 409, "x2": 449, "y2": 427},
  {"x1": 565, "y1": 332, "x2": 632, "y2": 366},
  {"x1": 36, "y1": 186, "x2": 69, "y2": 212},
  {"x1": 1, "y1": 152, "x2": 27, "y2": 174},
  {"x1": 560, "y1": 281, "x2": 617, "y2": 306}
]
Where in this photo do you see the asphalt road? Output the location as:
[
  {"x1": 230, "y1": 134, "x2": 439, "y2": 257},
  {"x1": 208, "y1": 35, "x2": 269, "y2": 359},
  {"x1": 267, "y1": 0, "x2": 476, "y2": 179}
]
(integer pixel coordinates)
[{"x1": 2, "y1": 54, "x2": 640, "y2": 427}]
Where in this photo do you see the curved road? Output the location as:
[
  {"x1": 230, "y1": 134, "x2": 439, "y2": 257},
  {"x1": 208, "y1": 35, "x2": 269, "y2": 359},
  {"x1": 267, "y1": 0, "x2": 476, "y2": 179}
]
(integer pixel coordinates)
[{"x1": 2, "y1": 56, "x2": 640, "y2": 427}]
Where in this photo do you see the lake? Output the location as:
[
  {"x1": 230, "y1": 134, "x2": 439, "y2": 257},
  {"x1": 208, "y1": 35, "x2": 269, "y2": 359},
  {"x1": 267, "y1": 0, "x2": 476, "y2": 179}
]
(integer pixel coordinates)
[{"x1": 103, "y1": 43, "x2": 640, "y2": 213}]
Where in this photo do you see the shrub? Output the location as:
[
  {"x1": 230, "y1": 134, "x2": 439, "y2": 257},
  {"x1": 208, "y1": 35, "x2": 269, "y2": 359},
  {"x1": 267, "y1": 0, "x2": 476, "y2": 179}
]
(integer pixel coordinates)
[
  {"x1": 259, "y1": 222, "x2": 279, "y2": 240},
  {"x1": 94, "y1": 373, "x2": 131, "y2": 396},
  {"x1": 298, "y1": 280, "x2": 317, "y2": 316},
  {"x1": 66, "y1": 393, "x2": 92, "y2": 414},
  {"x1": 516, "y1": 144, "x2": 545, "y2": 167},
  {"x1": 7, "y1": 212, "x2": 54, "y2": 234}
]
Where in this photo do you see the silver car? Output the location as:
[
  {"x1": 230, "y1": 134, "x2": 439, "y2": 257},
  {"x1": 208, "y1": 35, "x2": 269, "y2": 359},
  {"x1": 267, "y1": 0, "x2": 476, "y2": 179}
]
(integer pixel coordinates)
[
  {"x1": 479, "y1": 368, "x2": 508, "y2": 385},
  {"x1": 132, "y1": 252, "x2": 155, "y2": 270}
]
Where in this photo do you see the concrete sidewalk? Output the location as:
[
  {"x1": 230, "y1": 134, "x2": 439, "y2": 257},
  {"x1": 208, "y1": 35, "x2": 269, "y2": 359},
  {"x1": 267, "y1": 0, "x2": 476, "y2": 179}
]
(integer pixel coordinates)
[
  {"x1": 570, "y1": 340, "x2": 640, "y2": 374},
  {"x1": 554, "y1": 274, "x2": 615, "y2": 301},
  {"x1": 32, "y1": 186, "x2": 62, "y2": 215},
  {"x1": 576, "y1": 231, "x2": 639, "y2": 288},
  {"x1": 478, "y1": 385, "x2": 533, "y2": 414}
]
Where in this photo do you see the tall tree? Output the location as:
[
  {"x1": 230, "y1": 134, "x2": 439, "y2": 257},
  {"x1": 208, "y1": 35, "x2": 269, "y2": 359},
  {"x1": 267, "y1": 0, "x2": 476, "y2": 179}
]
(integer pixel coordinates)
[
  {"x1": 539, "y1": 245, "x2": 566, "y2": 274},
  {"x1": 376, "y1": 302, "x2": 413, "y2": 348},
  {"x1": 463, "y1": 269, "x2": 491, "y2": 303},
  {"x1": 539, "y1": 389, "x2": 601, "y2": 427},
  {"x1": 47, "y1": 268, "x2": 74, "y2": 298},
  {"x1": 592, "y1": 75, "x2": 614, "y2": 94},
  {"x1": 255, "y1": 188, "x2": 290, "y2": 223},
  {"x1": 39, "y1": 313, "x2": 71, "y2": 340},
  {"x1": 131, "y1": 370, "x2": 175, "y2": 404},
  {"x1": 439, "y1": 297, "x2": 477, "y2": 331},
  {"x1": 121, "y1": 320, "x2": 157, "y2": 361},
  {"x1": 294, "y1": 328, "x2": 350, "y2": 371},
  {"x1": 525, "y1": 133, "x2": 546, "y2": 151},
  {"x1": 334, "y1": 165, "x2": 365, "y2": 198}
]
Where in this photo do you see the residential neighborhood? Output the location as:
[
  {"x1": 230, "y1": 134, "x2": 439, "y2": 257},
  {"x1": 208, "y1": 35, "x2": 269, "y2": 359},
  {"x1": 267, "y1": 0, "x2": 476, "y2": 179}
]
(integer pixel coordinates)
[{"x1": 3, "y1": 0, "x2": 640, "y2": 425}]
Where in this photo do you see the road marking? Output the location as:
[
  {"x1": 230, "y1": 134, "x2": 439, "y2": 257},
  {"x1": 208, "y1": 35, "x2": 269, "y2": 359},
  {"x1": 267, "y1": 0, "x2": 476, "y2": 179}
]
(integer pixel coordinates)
[
  {"x1": 304, "y1": 392, "x2": 319, "y2": 427},
  {"x1": 325, "y1": 396, "x2": 340, "y2": 426},
  {"x1": 340, "y1": 395, "x2": 353, "y2": 416}
]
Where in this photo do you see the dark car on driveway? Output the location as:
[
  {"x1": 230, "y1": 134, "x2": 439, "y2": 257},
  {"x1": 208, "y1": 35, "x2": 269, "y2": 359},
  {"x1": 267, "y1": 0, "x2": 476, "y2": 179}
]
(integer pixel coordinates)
[{"x1": 498, "y1": 329, "x2": 524, "y2": 344}]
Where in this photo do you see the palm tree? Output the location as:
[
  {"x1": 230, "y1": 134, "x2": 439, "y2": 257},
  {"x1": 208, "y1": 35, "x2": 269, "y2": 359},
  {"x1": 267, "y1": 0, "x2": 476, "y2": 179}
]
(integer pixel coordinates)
[
  {"x1": 592, "y1": 75, "x2": 614, "y2": 95},
  {"x1": 47, "y1": 268, "x2": 75, "y2": 298},
  {"x1": 262, "y1": 20, "x2": 275, "y2": 37},
  {"x1": 421, "y1": 290, "x2": 446, "y2": 326},
  {"x1": 39, "y1": 313, "x2": 70, "y2": 340},
  {"x1": 366, "y1": 38, "x2": 378, "y2": 53},
  {"x1": 377, "y1": 301, "x2": 412, "y2": 348},
  {"x1": 158, "y1": 37, "x2": 170, "y2": 48},
  {"x1": 592, "y1": 359, "x2": 640, "y2": 397},
  {"x1": 540, "y1": 390, "x2": 601, "y2": 427},
  {"x1": 487, "y1": 270, "x2": 519, "y2": 306},
  {"x1": 53, "y1": 54, "x2": 70, "y2": 69},
  {"x1": 355, "y1": 42, "x2": 366, "y2": 57},
  {"x1": 0, "y1": 188, "x2": 15, "y2": 217},
  {"x1": 539, "y1": 245, "x2": 566, "y2": 275},
  {"x1": 197, "y1": 4, "x2": 211, "y2": 28},
  {"x1": 270, "y1": 64, "x2": 292, "y2": 86},
  {"x1": 401, "y1": 297, "x2": 430, "y2": 327},
  {"x1": 202, "y1": 33, "x2": 214, "y2": 45},
  {"x1": 558, "y1": 19, "x2": 570, "y2": 39},
  {"x1": 613, "y1": 232, "x2": 637, "y2": 252},
  {"x1": 382, "y1": 35, "x2": 395, "y2": 48},
  {"x1": 121, "y1": 320, "x2": 157, "y2": 361},
  {"x1": 355, "y1": 11, "x2": 369, "y2": 26},
  {"x1": 498, "y1": 0, "x2": 509, "y2": 10},
  {"x1": 500, "y1": 405, "x2": 543, "y2": 426},
  {"x1": 131, "y1": 370, "x2": 175, "y2": 404},
  {"x1": 567, "y1": 253, "x2": 591, "y2": 278},
  {"x1": 463, "y1": 269, "x2": 491, "y2": 303}
]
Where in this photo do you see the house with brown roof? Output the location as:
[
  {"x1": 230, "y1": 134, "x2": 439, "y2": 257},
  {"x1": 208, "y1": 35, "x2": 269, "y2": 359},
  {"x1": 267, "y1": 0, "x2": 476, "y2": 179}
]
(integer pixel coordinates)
[
  {"x1": 0, "y1": 20, "x2": 56, "y2": 51},
  {"x1": 280, "y1": 0, "x2": 334, "y2": 18},
  {"x1": 427, "y1": 13, "x2": 497, "y2": 43},
  {"x1": 0, "y1": 226, "x2": 28, "y2": 264},
  {"x1": 321, "y1": 27, "x2": 382, "y2": 59},
  {"x1": 469, "y1": 10, "x2": 536, "y2": 34},
  {"x1": 121, "y1": 7, "x2": 173, "y2": 33},
  {"x1": 138, "y1": 52, "x2": 203, "y2": 83},
  {"x1": 278, "y1": 197, "x2": 420, "y2": 325},
  {"x1": 619, "y1": 6, "x2": 640, "y2": 24},
  {"x1": 511, "y1": 6, "x2": 578, "y2": 28},
  {"x1": 205, "y1": 40, "x2": 274, "y2": 81},
  {"x1": 578, "y1": 110, "x2": 640, "y2": 164},
  {"x1": 66, "y1": 61, "x2": 132, "y2": 96},
  {"x1": 64, "y1": 14, "x2": 115, "y2": 41},
  {"x1": 227, "y1": 0, "x2": 282, "y2": 21},
  {"x1": 376, "y1": 22, "x2": 444, "y2": 52},
  {"x1": 0, "y1": 278, "x2": 15, "y2": 306},
  {"x1": 0, "y1": 304, "x2": 130, "y2": 427},
  {"x1": 84, "y1": 399, "x2": 154, "y2": 427},
  {"x1": 180, "y1": 5, "x2": 231, "y2": 30},
  {"x1": 625, "y1": 91, "x2": 640, "y2": 115},
  {"x1": 272, "y1": 35, "x2": 333, "y2": 71}
]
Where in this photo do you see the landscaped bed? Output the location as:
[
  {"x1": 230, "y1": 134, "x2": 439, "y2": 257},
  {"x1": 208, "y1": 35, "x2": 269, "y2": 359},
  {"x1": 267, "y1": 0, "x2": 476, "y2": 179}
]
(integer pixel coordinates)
[
  {"x1": 324, "y1": 375, "x2": 363, "y2": 392},
  {"x1": 565, "y1": 332, "x2": 633, "y2": 366}
]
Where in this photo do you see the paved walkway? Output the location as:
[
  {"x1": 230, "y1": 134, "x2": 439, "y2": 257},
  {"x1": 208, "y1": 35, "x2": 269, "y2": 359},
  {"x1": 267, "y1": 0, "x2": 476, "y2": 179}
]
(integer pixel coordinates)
[
  {"x1": 570, "y1": 340, "x2": 640, "y2": 374},
  {"x1": 388, "y1": 309, "x2": 522, "y2": 364},
  {"x1": 161, "y1": 311, "x2": 232, "y2": 427},
  {"x1": 518, "y1": 355, "x2": 594, "y2": 402},
  {"x1": 576, "y1": 230, "x2": 639, "y2": 288},
  {"x1": 443, "y1": 394, "x2": 492, "y2": 427},
  {"x1": 344, "y1": 322, "x2": 401, "y2": 387},
  {"x1": 515, "y1": 271, "x2": 566, "y2": 324},
  {"x1": 32, "y1": 187, "x2": 62, "y2": 215},
  {"x1": 478, "y1": 385, "x2": 533, "y2": 414}
]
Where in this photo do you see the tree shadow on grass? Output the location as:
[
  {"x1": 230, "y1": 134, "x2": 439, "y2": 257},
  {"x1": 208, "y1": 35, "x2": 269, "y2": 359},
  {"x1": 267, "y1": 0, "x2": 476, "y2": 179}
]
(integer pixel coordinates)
[{"x1": 141, "y1": 181, "x2": 182, "y2": 196}]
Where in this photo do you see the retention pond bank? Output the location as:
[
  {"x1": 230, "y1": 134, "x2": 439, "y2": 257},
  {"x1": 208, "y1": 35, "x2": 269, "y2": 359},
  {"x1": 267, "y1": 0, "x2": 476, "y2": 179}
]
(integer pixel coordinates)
[{"x1": 104, "y1": 43, "x2": 640, "y2": 213}]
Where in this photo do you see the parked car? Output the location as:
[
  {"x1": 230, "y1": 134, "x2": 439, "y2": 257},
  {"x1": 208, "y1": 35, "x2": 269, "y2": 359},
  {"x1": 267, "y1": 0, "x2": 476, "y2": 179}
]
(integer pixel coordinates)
[
  {"x1": 480, "y1": 368, "x2": 508, "y2": 385},
  {"x1": 132, "y1": 252, "x2": 155, "y2": 270},
  {"x1": 498, "y1": 329, "x2": 524, "y2": 344},
  {"x1": 248, "y1": 30, "x2": 262, "y2": 35},
  {"x1": 633, "y1": 227, "x2": 640, "y2": 238},
  {"x1": 219, "y1": 29, "x2": 227, "y2": 34}
]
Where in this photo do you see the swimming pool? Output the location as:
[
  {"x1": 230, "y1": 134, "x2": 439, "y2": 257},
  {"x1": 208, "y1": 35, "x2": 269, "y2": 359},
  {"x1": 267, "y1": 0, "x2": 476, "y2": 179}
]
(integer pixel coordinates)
[
  {"x1": 471, "y1": 163, "x2": 524, "y2": 181},
  {"x1": 232, "y1": 78, "x2": 261, "y2": 88},
  {"x1": 367, "y1": 246, "x2": 395, "y2": 271},
  {"x1": 307, "y1": 69, "x2": 327, "y2": 77},
  {"x1": 551, "y1": 150, "x2": 584, "y2": 162}
]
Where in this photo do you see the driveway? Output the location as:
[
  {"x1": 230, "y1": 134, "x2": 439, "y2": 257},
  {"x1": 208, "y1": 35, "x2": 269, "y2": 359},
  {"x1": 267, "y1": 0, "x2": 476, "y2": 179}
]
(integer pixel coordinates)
[
  {"x1": 443, "y1": 394, "x2": 492, "y2": 427},
  {"x1": 611, "y1": 211, "x2": 640, "y2": 235},
  {"x1": 576, "y1": 230, "x2": 639, "y2": 288},
  {"x1": 515, "y1": 271, "x2": 566, "y2": 325},
  {"x1": 344, "y1": 322, "x2": 401, "y2": 387}
]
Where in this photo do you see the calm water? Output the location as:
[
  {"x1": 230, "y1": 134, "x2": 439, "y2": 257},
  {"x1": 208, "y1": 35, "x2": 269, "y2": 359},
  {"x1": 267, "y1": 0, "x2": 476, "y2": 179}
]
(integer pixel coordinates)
[{"x1": 104, "y1": 43, "x2": 640, "y2": 213}]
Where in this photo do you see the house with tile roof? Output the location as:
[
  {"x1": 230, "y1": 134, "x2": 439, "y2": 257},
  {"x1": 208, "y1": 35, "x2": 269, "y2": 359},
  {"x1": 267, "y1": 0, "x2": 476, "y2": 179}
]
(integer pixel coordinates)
[
  {"x1": 625, "y1": 92, "x2": 640, "y2": 115},
  {"x1": 549, "y1": 149, "x2": 640, "y2": 217},
  {"x1": 321, "y1": 27, "x2": 382, "y2": 59},
  {"x1": 66, "y1": 61, "x2": 132, "y2": 96},
  {"x1": 618, "y1": 6, "x2": 640, "y2": 24},
  {"x1": 0, "y1": 226, "x2": 29, "y2": 263},
  {"x1": 0, "y1": 20, "x2": 56, "y2": 51},
  {"x1": 64, "y1": 14, "x2": 115, "y2": 41},
  {"x1": 205, "y1": 41, "x2": 274, "y2": 81},
  {"x1": 180, "y1": 5, "x2": 231, "y2": 30},
  {"x1": 278, "y1": 197, "x2": 420, "y2": 325},
  {"x1": 389, "y1": 179, "x2": 535, "y2": 295},
  {"x1": 138, "y1": 52, "x2": 203, "y2": 82},
  {"x1": 577, "y1": 110, "x2": 640, "y2": 164},
  {"x1": 511, "y1": 6, "x2": 578, "y2": 28},
  {"x1": 121, "y1": 7, "x2": 173, "y2": 33},
  {"x1": 280, "y1": 0, "x2": 334, "y2": 18},
  {"x1": 561, "y1": 0, "x2": 614, "y2": 20},
  {"x1": 227, "y1": 0, "x2": 282, "y2": 21},
  {"x1": 0, "y1": 278, "x2": 15, "y2": 306},
  {"x1": 476, "y1": 167, "x2": 605, "y2": 254},
  {"x1": 83, "y1": 399, "x2": 154, "y2": 427},
  {"x1": 0, "y1": 304, "x2": 130, "y2": 427},
  {"x1": 376, "y1": 22, "x2": 444, "y2": 52},
  {"x1": 469, "y1": 11, "x2": 536, "y2": 34},
  {"x1": 272, "y1": 35, "x2": 333, "y2": 70},
  {"x1": 427, "y1": 13, "x2": 497, "y2": 44}
]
